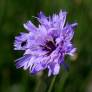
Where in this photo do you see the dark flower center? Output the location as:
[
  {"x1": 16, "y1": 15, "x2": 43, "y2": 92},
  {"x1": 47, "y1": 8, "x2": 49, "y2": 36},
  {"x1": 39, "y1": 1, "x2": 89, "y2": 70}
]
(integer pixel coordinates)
[
  {"x1": 40, "y1": 38, "x2": 56, "y2": 55},
  {"x1": 21, "y1": 40, "x2": 27, "y2": 47}
]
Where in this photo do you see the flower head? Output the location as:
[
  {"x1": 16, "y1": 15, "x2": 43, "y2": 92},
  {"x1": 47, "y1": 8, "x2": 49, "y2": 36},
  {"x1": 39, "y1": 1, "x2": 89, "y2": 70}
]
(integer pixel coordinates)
[{"x1": 14, "y1": 10, "x2": 77, "y2": 76}]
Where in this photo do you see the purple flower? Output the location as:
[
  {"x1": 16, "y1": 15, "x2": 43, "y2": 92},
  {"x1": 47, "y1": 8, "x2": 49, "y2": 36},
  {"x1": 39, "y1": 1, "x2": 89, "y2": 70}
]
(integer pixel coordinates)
[{"x1": 14, "y1": 10, "x2": 77, "y2": 76}]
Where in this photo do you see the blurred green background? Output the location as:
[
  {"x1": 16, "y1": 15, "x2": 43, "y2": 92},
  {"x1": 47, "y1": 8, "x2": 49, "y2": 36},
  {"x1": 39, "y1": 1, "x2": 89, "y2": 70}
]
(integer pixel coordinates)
[{"x1": 0, "y1": 0, "x2": 92, "y2": 92}]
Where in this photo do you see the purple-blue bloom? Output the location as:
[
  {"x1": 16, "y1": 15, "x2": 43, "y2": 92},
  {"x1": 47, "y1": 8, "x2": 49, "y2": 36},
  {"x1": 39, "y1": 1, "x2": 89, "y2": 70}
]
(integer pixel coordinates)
[{"x1": 14, "y1": 10, "x2": 77, "y2": 76}]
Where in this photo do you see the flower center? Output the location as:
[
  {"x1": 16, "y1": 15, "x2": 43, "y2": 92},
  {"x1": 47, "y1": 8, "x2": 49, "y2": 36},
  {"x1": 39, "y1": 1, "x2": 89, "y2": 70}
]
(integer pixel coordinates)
[{"x1": 40, "y1": 38, "x2": 56, "y2": 55}]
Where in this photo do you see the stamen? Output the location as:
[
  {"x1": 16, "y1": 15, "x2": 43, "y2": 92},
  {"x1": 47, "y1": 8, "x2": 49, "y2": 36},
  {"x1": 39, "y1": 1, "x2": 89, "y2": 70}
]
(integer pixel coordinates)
[{"x1": 41, "y1": 39, "x2": 56, "y2": 55}]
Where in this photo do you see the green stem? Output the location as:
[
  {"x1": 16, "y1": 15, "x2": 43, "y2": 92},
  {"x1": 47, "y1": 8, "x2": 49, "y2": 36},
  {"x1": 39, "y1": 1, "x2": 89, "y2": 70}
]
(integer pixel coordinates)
[
  {"x1": 48, "y1": 76, "x2": 57, "y2": 92},
  {"x1": 34, "y1": 73, "x2": 43, "y2": 92}
]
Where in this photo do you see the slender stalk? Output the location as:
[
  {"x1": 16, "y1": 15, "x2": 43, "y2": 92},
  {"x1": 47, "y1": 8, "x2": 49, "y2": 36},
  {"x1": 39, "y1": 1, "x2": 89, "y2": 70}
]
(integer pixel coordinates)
[
  {"x1": 34, "y1": 72, "x2": 43, "y2": 92},
  {"x1": 47, "y1": 76, "x2": 57, "y2": 92}
]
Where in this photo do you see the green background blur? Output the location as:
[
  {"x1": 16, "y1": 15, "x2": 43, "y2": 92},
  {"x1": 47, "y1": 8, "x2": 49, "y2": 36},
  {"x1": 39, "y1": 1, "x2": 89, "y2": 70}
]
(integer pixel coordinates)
[{"x1": 0, "y1": 0, "x2": 92, "y2": 92}]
